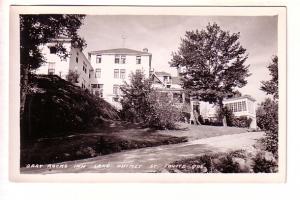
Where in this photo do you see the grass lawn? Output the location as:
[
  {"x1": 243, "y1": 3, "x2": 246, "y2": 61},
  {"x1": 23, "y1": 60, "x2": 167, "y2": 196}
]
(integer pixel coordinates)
[
  {"x1": 21, "y1": 121, "x2": 249, "y2": 167},
  {"x1": 160, "y1": 122, "x2": 248, "y2": 141}
]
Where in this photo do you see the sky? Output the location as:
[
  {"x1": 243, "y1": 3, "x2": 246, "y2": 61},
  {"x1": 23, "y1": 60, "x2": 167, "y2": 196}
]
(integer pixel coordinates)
[{"x1": 78, "y1": 15, "x2": 278, "y2": 103}]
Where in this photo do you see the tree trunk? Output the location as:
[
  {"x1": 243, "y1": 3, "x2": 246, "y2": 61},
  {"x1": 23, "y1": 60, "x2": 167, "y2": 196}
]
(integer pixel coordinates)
[
  {"x1": 222, "y1": 115, "x2": 227, "y2": 127},
  {"x1": 219, "y1": 99, "x2": 227, "y2": 127},
  {"x1": 20, "y1": 68, "x2": 29, "y2": 139},
  {"x1": 20, "y1": 68, "x2": 28, "y2": 115}
]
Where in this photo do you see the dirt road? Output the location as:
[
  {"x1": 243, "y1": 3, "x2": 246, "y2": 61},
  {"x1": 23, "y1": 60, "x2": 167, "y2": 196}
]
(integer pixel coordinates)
[{"x1": 21, "y1": 131, "x2": 264, "y2": 174}]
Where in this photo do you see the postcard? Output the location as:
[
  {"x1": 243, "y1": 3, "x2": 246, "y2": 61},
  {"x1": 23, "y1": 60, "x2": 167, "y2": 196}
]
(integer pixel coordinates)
[{"x1": 9, "y1": 5, "x2": 286, "y2": 182}]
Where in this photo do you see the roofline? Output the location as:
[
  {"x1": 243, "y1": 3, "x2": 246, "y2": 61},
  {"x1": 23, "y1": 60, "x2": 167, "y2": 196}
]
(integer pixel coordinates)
[
  {"x1": 89, "y1": 51, "x2": 152, "y2": 56},
  {"x1": 223, "y1": 95, "x2": 256, "y2": 102}
]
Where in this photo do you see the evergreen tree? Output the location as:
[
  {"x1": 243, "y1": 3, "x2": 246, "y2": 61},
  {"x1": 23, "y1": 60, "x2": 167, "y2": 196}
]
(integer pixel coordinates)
[
  {"x1": 170, "y1": 23, "x2": 250, "y2": 126},
  {"x1": 261, "y1": 56, "x2": 278, "y2": 100}
]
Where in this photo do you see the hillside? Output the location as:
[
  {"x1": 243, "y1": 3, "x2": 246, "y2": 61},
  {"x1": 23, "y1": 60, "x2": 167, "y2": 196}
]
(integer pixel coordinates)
[{"x1": 21, "y1": 74, "x2": 119, "y2": 140}]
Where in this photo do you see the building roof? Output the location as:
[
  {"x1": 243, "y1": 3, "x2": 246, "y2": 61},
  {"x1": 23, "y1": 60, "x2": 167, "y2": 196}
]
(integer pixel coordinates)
[
  {"x1": 154, "y1": 71, "x2": 171, "y2": 77},
  {"x1": 89, "y1": 48, "x2": 151, "y2": 55},
  {"x1": 223, "y1": 95, "x2": 256, "y2": 102}
]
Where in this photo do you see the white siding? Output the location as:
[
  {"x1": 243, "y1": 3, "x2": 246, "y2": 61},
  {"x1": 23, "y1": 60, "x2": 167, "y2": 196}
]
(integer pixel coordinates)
[{"x1": 90, "y1": 53, "x2": 151, "y2": 106}]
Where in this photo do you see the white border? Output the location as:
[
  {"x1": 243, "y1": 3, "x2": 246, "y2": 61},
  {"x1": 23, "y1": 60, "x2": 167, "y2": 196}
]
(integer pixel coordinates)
[{"x1": 9, "y1": 6, "x2": 286, "y2": 183}]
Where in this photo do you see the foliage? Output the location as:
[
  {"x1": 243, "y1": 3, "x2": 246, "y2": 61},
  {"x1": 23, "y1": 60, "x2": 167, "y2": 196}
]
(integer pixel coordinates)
[
  {"x1": 120, "y1": 71, "x2": 153, "y2": 123},
  {"x1": 253, "y1": 151, "x2": 278, "y2": 173},
  {"x1": 216, "y1": 106, "x2": 235, "y2": 126},
  {"x1": 20, "y1": 15, "x2": 86, "y2": 115},
  {"x1": 232, "y1": 116, "x2": 252, "y2": 128},
  {"x1": 258, "y1": 55, "x2": 279, "y2": 154},
  {"x1": 166, "y1": 150, "x2": 252, "y2": 173},
  {"x1": 21, "y1": 74, "x2": 119, "y2": 140},
  {"x1": 256, "y1": 98, "x2": 278, "y2": 155},
  {"x1": 261, "y1": 56, "x2": 278, "y2": 100},
  {"x1": 66, "y1": 70, "x2": 80, "y2": 84},
  {"x1": 256, "y1": 98, "x2": 278, "y2": 131},
  {"x1": 120, "y1": 71, "x2": 181, "y2": 129},
  {"x1": 170, "y1": 23, "x2": 250, "y2": 126},
  {"x1": 257, "y1": 55, "x2": 279, "y2": 157},
  {"x1": 166, "y1": 149, "x2": 278, "y2": 173},
  {"x1": 146, "y1": 93, "x2": 182, "y2": 130},
  {"x1": 20, "y1": 14, "x2": 86, "y2": 72}
]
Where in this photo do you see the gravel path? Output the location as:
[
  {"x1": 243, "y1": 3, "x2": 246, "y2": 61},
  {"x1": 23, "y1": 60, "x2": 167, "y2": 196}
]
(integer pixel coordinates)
[{"x1": 21, "y1": 131, "x2": 264, "y2": 174}]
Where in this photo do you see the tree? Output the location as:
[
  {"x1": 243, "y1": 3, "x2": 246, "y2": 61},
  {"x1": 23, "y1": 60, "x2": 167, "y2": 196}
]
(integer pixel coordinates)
[
  {"x1": 120, "y1": 71, "x2": 153, "y2": 123},
  {"x1": 20, "y1": 14, "x2": 86, "y2": 113},
  {"x1": 257, "y1": 55, "x2": 279, "y2": 156},
  {"x1": 261, "y1": 56, "x2": 278, "y2": 100},
  {"x1": 120, "y1": 71, "x2": 181, "y2": 129},
  {"x1": 170, "y1": 23, "x2": 250, "y2": 126}
]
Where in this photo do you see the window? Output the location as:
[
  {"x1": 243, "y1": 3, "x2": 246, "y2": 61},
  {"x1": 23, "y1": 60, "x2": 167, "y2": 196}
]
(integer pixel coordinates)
[
  {"x1": 115, "y1": 55, "x2": 126, "y2": 64},
  {"x1": 48, "y1": 62, "x2": 55, "y2": 75},
  {"x1": 237, "y1": 102, "x2": 242, "y2": 112},
  {"x1": 76, "y1": 57, "x2": 78, "y2": 63},
  {"x1": 121, "y1": 55, "x2": 126, "y2": 64},
  {"x1": 99, "y1": 84, "x2": 103, "y2": 97},
  {"x1": 114, "y1": 69, "x2": 119, "y2": 79},
  {"x1": 242, "y1": 101, "x2": 246, "y2": 111},
  {"x1": 120, "y1": 69, "x2": 126, "y2": 79},
  {"x1": 82, "y1": 61, "x2": 87, "y2": 74},
  {"x1": 95, "y1": 68, "x2": 101, "y2": 78},
  {"x1": 115, "y1": 55, "x2": 120, "y2": 64},
  {"x1": 49, "y1": 46, "x2": 57, "y2": 54},
  {"x1": 113, "y1": 85, "x2": 119, "y2": 95},
  {"x1": 96, "y1": 55, "x2": 102, "y2": 63},
  {"x1": 136, "y1": 56, "x2": 141, "y2": 64},
  {"x1": 233, "y1": 103, "x2": 237, "y2": 112}
]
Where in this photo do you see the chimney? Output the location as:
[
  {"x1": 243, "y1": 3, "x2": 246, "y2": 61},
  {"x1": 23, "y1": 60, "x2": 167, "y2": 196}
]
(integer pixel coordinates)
[{"x1": 143, "y1": 48, "x2": 148, "y2": 53}]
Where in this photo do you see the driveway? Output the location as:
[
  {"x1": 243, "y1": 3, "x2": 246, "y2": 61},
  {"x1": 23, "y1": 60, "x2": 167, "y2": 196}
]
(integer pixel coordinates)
[{"x1": 21, "y1": 131, "x2": 264, "y2": 174}]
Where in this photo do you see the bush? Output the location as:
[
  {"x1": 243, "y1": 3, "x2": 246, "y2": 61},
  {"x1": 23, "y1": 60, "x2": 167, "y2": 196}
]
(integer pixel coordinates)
[
  {"x1": 120, "y1": 71, "x2": 181, "y2": 130},
  {"x1": 256, "y1": 98, "x2": 278, "y2": 156},
  {"x1": 66, "y1": 70, "x2": 79, "y2": 84},
  {"x1": 146, "y1": 93, "x2": 182, "y2": 130},
  {"x1": 253, "y1": 151, "x2": 278, "y2": 173},
  {"x1": 232, "y1": 116, "x2": 252, "y2": 128},
  {"x1": 21, "y1": 74, "x2": 119, "y2": 140},
  {"x1": 165, "y1": 149, "x2": 278, "y2": 173}
]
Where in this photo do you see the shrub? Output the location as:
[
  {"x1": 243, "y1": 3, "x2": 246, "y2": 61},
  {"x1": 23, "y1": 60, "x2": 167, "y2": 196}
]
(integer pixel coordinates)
[
  {"x1": 21, "y1": 74, "x2": 119, "y2": 140},
  {"x1": 232, "y1": 116, "x2": 252, "y2": 128},
  {"x1": 166, "y1": 149, "x2": 279, "y2": 173},
  {"x1": 120, "y1": 71, "x2": 181, "y2": 130},
  {"x1": 253, "y1": 151, "x2": 278, "y2": 173},
  {"x1": 256, "y1": 98, "x2": 278, "y2": 156},
  {"x1": 66, "y1": 70, "x2": 79, "y2": 84},
  {"x1": 146, "y1": 93, "x2": 182, "y2": 130}
]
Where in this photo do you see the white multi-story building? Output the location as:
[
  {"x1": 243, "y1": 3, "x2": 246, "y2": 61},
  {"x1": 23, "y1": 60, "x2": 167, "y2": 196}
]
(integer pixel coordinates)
[
  {"x1": 88, "y1": 48, "x2": 152, "y2": 108},
  {"x1": 35, "y1": 38, "x2": 93, "y2": 89}
]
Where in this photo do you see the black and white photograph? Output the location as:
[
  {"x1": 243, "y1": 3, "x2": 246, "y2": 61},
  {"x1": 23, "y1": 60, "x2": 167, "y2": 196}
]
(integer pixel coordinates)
[{"x1": 9, "y1": 6, "x2": 286, "y2": 182}]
